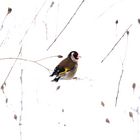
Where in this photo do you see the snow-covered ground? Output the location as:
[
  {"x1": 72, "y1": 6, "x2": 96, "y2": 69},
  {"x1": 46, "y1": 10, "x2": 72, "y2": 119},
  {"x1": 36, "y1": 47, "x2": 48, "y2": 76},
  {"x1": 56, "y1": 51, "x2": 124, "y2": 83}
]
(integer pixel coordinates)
[{"x1": 0, "y1": 0, "x2": 140, "y2": 139}]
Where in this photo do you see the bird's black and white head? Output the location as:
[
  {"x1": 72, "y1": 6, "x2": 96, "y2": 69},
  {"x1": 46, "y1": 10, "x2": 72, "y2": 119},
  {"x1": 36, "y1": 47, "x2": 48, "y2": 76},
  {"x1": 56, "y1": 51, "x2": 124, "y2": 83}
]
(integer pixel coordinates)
[{"x1": 68, "y1": 51, "x2": 79, "y2": 62}]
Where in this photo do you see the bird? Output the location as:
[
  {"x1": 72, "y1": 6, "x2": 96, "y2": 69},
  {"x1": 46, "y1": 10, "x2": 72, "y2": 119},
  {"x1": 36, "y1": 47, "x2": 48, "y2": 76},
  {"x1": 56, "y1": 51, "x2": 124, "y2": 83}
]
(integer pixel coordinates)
[{"x1": 50, "y1": 51, "x2": 79, "y2": 82}]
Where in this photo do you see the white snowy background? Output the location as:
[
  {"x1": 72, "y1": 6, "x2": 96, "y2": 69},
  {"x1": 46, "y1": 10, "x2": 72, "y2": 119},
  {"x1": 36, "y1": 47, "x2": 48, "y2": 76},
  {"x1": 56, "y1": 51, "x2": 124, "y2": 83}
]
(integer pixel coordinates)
[{"x1": 0, "y1": 0, "x2": 140, "y2": 140}]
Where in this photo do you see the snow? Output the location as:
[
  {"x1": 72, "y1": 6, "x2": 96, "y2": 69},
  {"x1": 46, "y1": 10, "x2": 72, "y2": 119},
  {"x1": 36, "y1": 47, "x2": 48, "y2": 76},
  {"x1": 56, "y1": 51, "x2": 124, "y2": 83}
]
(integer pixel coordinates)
[{"x1": 0, "y1": 0, "x2": 140, "y2": 140}]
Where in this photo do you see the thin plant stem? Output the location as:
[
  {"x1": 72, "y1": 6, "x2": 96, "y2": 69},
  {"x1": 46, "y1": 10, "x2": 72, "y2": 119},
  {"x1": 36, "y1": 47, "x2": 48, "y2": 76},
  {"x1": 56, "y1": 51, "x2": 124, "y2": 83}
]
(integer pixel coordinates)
[
  {"x1": 101, "y1": 24, "x2": 132, "y2": 63},
  {"x1": 46, "y1": 0, "x2": 85, "y2": 51}
]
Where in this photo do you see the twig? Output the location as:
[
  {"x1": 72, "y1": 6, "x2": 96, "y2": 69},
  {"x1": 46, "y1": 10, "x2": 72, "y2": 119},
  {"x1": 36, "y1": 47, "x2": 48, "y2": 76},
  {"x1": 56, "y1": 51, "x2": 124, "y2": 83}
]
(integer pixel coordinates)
[
  {"x1": 115, "y1": 66, "x2": 124, "y2": 107},
  {"x1": 0, "y1": 15, "x2": 7, "y2": 31},
  {"x1": 137, "y1": 109, "x2": 140, "y2": 140},
  {"x1": 43, "y1": 21, "x2": 48, "y2": 40},
  {"x1": 46, "y1": 0, "x2": 85, "y2": 51},
  {"x1": 0, "y1": 57, "x2": 50, "y2": 72},
  {"x1": 34, "y1": 0, "x2": 48, "y2": 21},
  {"x1": 115, "y1": 29, "x2": 129, "y2": 107},
  {"x1": 19, "y1": 0, "x2": 48, "y2": 44},
  {"x1": 101, "y1": 24, "x2": 132, "y2": 63},
  {"x1": 0, "y1": 40, "x2": 5, "y2": 47},
  {"x1": 0, "y1": 0, "x2": 49, "y2": 89},
  {"x1": 0, "y1": 31, "x2": 9, "y2": 47},
  {"x1": 1, "y1": 47, "x2": 22, "y2": 92},
  {"x1": 97, "y1": 0, "x2": 120, "y2": 19},
  {"x1": 19, "y1": 69, "x2": 23, "y2": 140},
  {"x1": 35, "y1": 55, "x2": 63, "y2": 62},
  {"x1": 0, "y1": 0, "x2": 48, "y2": 92},
  {"x1": 0, "y1": 7, "x2": 12, "y2": 31}
]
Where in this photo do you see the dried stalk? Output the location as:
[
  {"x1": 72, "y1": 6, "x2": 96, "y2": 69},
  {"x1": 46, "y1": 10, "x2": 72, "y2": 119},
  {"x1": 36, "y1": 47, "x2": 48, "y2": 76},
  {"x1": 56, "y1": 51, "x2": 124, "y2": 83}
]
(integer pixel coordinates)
[
  {"x1": 101, "y1": 24, "x2": 132, "y2": 63},
  {"x1": 46, "y1": 0, "x2": 85, "y2": 51}
]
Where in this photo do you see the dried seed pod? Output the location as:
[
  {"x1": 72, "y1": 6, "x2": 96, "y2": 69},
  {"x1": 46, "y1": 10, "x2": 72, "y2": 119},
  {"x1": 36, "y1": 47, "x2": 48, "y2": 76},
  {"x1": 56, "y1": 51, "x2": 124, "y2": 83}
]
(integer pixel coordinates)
[
  {"x1": 5, "y1": 98, "x2": 8, "y2": 103},
  {"x1": 101, "y1": 101, "x2": 105, "y2": 107},
  {"x1": 14, "y1": 114, "x2": 17, "y2": 120},
  {"x1": 126, "y1": 30, "x2": 129, "y2": 35},
  {"x1": 132, "y1": 83, "x2": 136, "y2": 90},
  {"x1": 19, "y1": 123, "x2": 22, "y2": 126},
  {"x1": 57, "y1": 55, "x2": 63, "y2": 58},
  {"x1": 138, "y1": 19, "x2": 140, "y2": 24},
  {"x1": 56, "y1": 85, "x2": 61, "y2": 90},
  {"x1": 1, "y1": 82, "x2": 6, "y2": 93},
  {"x1": 115, "y1": 20, "x2": 118, "y2": 24},
  {"x1": 105, "y1": 118, "x2": 110, "y2": 123},
  {"x1": 129, "y1": 111, "x2": 134, "y2": 121},
  {"x1": 129, "y1": 111, "x2": 133, "y2": 118},
  {"x1": 7, "y1": 7, "x2": 12, "y2": 15},
  {"x1": 62, "y1": 108, "x2": 64, "y2": 112},
  {"x1": 1, "y1": 85, "x2": 4, "y2": 91},
  {"x1": 50, "y1": 1, "x2": 54, "y2": 8}
]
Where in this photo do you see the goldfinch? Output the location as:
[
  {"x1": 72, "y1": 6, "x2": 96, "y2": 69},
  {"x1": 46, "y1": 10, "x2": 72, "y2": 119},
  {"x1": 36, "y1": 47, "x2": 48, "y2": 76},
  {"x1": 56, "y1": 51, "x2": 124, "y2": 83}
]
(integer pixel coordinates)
[{"x1": 50, "y1": 51, "x2": 79, "y2": 82}]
